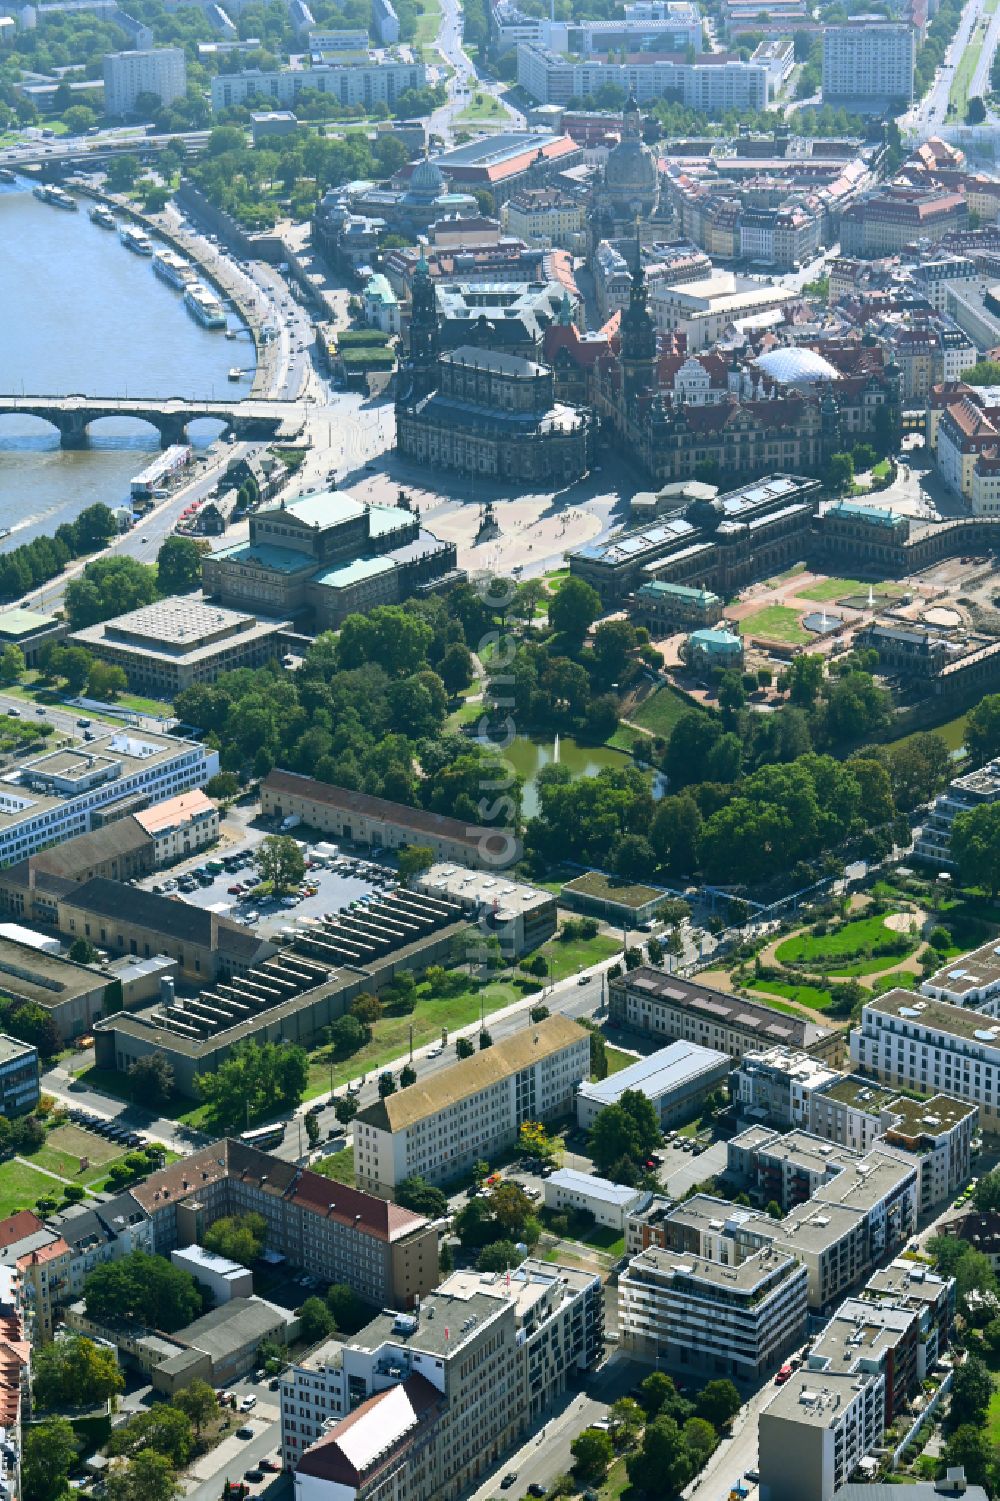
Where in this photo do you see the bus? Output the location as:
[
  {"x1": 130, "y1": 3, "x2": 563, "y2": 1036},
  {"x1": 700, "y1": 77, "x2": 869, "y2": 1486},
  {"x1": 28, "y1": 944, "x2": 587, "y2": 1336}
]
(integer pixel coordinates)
[{"x1": 240, "y1": 1123, "x2": 286, "y2": 1150}]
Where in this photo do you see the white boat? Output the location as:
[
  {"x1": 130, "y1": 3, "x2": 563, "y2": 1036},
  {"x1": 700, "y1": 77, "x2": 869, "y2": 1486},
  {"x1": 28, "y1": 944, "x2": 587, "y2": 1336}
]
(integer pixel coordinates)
[
  {"x1": 120, "y1": 224, "x2": 154, "y2": 255},
  {"x1": 184, "y1": 281, "x2": 227, "y2": 329},
  {"x1": 153, "y1": 249, "x2": 196, "y2": 289},
  {"x1": 33, "y1": 184, "x2": 77, "y2": 210},
  {"x1": 89, "y1": 204, "x2": 117, "y2": 230}
]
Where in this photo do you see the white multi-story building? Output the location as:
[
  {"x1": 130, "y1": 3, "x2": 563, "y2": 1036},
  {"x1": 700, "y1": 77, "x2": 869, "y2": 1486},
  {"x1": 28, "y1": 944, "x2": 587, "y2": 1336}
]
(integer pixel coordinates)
[
  {"x1": 516, "y1": 41, "x2": 768, "y2": 109},
  {"x1": 210, "y1": 57, "x2": 425, "y2": 111},
  {"x1": 851, "y1": 987, "x2": 1000, "y2": 1133},
  {"x1": 914, "y1": 759, "x2": 1000, "y2": 869},
  {"x1": 619, "y1": 1239, "x2": 807, "y2": 1380},
  {"x1": 352, "y1": 1015, "x2": 590, "y2": 1194},
  {"x1": 821, "y1": 20, "x2": 915, "y2": 108},
  {"x1": 736, "y1": 1047, "x2": 841, "y2": 1129},
  {"x1": 544, "y1": 1169, "x2": 644, "y2": 1230},
  {"x1": 103, "y1": 45, "x2": 185, "y2": 115},
  {"x1": 576, "y1": 1039, "x2": 729, "y2": 1130},
  {"x1": 759, "y1": 1367, "x2": 884, "y2": 1501},
  {"x1": 371, "y1": 0, "x2": 399, "y2": 44},
  {"x1": 0, "y1": 729, "x2": 218, "y2": 868},
  {"x1": 281, "y1": 1261, "x2": 603, "y2": 1478}
]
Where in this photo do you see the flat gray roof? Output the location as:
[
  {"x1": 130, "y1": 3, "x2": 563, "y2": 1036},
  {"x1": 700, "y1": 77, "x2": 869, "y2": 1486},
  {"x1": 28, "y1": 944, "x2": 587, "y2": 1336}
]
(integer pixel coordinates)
[{"x1": 578, "y1": 1039, "x2": 728, "y2": 1108}]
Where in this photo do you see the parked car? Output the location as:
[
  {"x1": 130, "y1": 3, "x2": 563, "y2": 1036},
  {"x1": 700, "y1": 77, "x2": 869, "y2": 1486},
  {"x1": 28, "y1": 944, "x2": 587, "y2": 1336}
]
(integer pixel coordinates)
[{"x1": 500, "y1": 1475, "x2": 518, "y2": 1491}]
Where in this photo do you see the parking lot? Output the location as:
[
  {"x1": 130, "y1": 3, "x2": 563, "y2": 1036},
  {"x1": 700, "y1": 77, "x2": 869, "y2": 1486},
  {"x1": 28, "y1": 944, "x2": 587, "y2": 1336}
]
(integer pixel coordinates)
[
  {"x1": 62, "y1": 1107, "x2": 154, "y2": 1153},
  {"x1": 148, "y1": 843, "x2": 400, "y2": 938}
]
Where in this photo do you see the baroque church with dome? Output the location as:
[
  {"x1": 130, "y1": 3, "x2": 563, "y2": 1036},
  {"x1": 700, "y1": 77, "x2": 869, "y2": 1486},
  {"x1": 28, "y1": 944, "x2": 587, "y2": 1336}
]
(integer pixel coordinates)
[{"x1": 590, "y1": 95, "x2": 666, "y2": 247}]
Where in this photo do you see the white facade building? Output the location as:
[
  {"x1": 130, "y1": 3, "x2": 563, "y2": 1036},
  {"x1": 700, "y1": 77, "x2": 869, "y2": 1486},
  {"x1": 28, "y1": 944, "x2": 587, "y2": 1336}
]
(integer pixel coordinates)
[
  {"x1": 516, "y1": 41, "x2": 768, "y2": 109},
  {"x1": 210, "y1": 58, "x2": 425, "y2": 111},
  {"x1": 576, "y1": 1039, "x2": 729, "y2": 1130},
  {"x1": 352, "y1": 1016, "x2": 590, "y2": 1194},
  {"x1": 170, "y1": 1245, "x2": 253, "y2": 1304},
  {"x1": 822, "y1": 21, "x2": 915, "y2": 108},
  {"x1": 103, "y1": 45, "x2": 185, "y2": 115},
  {"x1": 544, "y1": 1169, "x2": 644, "y2": 1230},
  {"x1": 758, "y1": 1367, "x2": 884, "y2": 1501}
]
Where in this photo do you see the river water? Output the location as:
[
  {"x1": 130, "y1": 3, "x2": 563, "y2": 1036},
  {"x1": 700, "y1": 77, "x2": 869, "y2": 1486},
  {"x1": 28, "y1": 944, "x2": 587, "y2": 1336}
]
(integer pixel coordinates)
[{"x1": 0, "y1": 181, "x2": 253, "y2": 549}]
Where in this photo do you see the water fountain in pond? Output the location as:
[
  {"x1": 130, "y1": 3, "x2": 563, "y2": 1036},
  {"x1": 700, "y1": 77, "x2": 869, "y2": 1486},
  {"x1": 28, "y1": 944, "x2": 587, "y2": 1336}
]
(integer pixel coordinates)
[
  {"x1": 867, "y1": 583, "x2": 875, "y2": 609},
  {"x1": 553, "y1": 733, "x2": 560, "y2": 764}
]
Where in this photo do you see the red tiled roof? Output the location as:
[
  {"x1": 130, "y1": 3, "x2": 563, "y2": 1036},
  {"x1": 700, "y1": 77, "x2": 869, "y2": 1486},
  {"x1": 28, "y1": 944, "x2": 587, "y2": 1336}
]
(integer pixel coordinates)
[
  {"x1": 287, "y1": 1164, "x2": 428, "y2": 1242},
  {"x1": 0, "y1": 1212, "x2": 43, "y2": 1252}
]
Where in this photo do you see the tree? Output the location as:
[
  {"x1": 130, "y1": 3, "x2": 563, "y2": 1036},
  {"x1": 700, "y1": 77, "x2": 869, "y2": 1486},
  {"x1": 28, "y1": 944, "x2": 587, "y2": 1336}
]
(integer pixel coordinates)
[
  {"x1": 33, "y1": 1335, "x2": 124, "y2": 1411},
  {"x1": 456, "y1": 1036, "x2": 474, "y2": 1059},
  {"x1": 491, "y1": 1182, "x2": 533, "y2": 1237},
  {"x1": 397, "y1": 846, "x2": 435, "y2": 882},
  {"x1": 157, "y1": 536, "x2": 206, "y2": 594},
  {"x1": 126, "y1": 1053, "x2": 174, "y2": 1106},
  {"x1": 477, "y1": 1240, "x2": 520, "y2": 1272},
  {"x1": 571, "y1": 1428, "x2": 614, "y2": 1483},
  {"x1": 106, "y1": 154, "x2": 140, "y2": 192},
  {"x1": 104, "y1": 1448, "x2": 180, "y2": 1501},
  {"x1": 400, "y1": 1063, "x2": 417, "y2": 1088},
  {"x1": 299, "y1": 1295, "x2": 334, "y2": 1343},
  {"x1": 590, "y1": 1030, "x2": 608, "y2": 1080},
  {"x1": 194, "y1": 1039, "x2": 308, "y2": 1131},
  {"x1": 638, "y1": 1371, "x2": 678, "y2": 1418},
  {"x1": 974, "y1": 1170, "x2": 1000, "y2": 1213},
  {"x1": 108, "y1": 1406, "x2": 193, "y2": 1467},
  {"x1": 589, "y1": 1103, "x2": 642, "y2": 1175},
  {"x1": 68, "y1": 937, "x2": 98, "y2": 964},
  {"x1": 438, "y1": 642, "x2": 474, "y2": 695},
  {"x1": 87, "y1": 659, "x2": 128, "y2": 701},
  {"x1": 84, "y1": 1251, "x2": 202, "y2": 1332},
  {"x1": 549, "y1": 577, "x2": 601, "y2": 641},
  {"x1": 530, "y1": 1003, "x2": 550, "y2": 1022},
  {"x1": 823, "y1": 451, "x2": 854, "y2": 492},
  {"x1": 65, "y1": 556, "x2": 158, "y2": 628},
  {"x1": 951, "y1": 803, "x2": 1000, "y2": 896},
  {"x1": 950, "y1": 1354, "x2": 993, "y2": 1424},
  {"x1": 351, "y1": 994, "x2": 382, "y2": 1030},
  {"x1": 627, "y1": 1415, "x2": 694, "y2": 1497},
  {"x1": 518, "y1": 1121, "x2": 557, "y2": 1161},
  {"x1": 334, "y1": 1095, "x2": 358, "y2": 1125},
  {"x1": 396, "y1": 1176, "x2": 448, "y2": 1217},
  {"x1": 326, "y1": 1283, "x2": 367, "y2": 1334},
  {"x1": 378, "y1": 1071, "x2": 396, "y2": 1098},
  {"x1": 682, "y1": 1417, "x2": 718, "y2": 1470},
  {"x1": 943, "y1": 1424, "x2": 991, "y2": 1486},
  {"x1": 23, "y1": 1417, "x2": 78, "y2": 1501},
  {"x1": 171, "y1": 1379, "x2": 217, "y2": 1440},
  {"x1": 965, "y1": 694, "x2": 1000, "y2": 763},
  {"x1": 785, "y1": 654, "x2": 824, "y2": 707},
  {"x1": 967, "y1": 93, "x2": 987, "y2": 123},
  {"x1": 204, "y1": 1212, "x2": 267, "y2": 1265},
  {"x1": 0, "y1": 644, "x2": 24, "y2": 685},
  {"x1": 329, "y1": 1016, "x2": 366, "y2": 1058},
  {"x1": 479, "y1": 1028, "x2": 493, "y2": 1049},
  {"x1": 256, "y1": 834, "x2": 306, "y2": 893},
  {"x1": 206, "y1": 771, "x2": 239, "y2": 801},
  {"x1": 696, "y1": 1379, "x2": 741, "y2": 1430},
  {"x1": 608, "y1": 1397, "x2": 644, "y2": 1447}
]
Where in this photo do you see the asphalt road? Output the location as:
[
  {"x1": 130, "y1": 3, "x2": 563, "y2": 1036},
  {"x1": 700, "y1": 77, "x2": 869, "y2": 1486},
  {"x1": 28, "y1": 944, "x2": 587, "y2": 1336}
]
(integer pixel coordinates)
[{"x1": 903, "y1": 0, "x2": 984, "y2": 136}]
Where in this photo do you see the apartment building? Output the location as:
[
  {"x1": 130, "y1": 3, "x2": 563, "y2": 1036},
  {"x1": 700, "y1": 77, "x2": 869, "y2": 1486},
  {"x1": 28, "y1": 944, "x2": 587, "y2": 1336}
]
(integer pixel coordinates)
[
  {"x1": 500, "y1": 188, "x2": 587, "y2": 249},
  {"x1": 0, "y1": 1037, "x2": 38, "y2": 1116},
  {"x1": 576, "y1": 1039, "x2": 729, "y2": 1131},
  {"x1": 821, "y1": 21, "x2": 914, "y2": 109},
  {"x1": 840, "y1": 187, "x2": 967, "y2": 256},
  {"x1": 759, "y1": 1367, "x2": 884, "y2": 1501},
  {"x1": 210, "y1": 57, "x2": 425, "y2": 110},
  {"x1": 851, "y1": 988, "x2": 1000, "y2": 1133},
  {"x1": 735, "y1": 1048, "x2": 977, "y2": 1212},
  {"x1": 516, "y1": 41, "x2": 768, "y2": 109},
  {"x1": 610, "y1": 967, "x2": 837, "y2": 1062},
  {"x1": 914, "y1": 759, "x2": 1000, "y2": 868},
  {"x1": 353, "y1": 1016, "x2": 590, "y2": 1195},
  {"x1": 103, "y1": 45, "x2": 185, "y2": 115},
  {"x1": 282, "y1": 1260, "x2": 603, "y2": 1486},
  {"x1": 0, "y1": 727, "x2": 218, "y2": 868},
  {"x1": 618, "y1": 1239, "x2": 807, "y2": 1380}
]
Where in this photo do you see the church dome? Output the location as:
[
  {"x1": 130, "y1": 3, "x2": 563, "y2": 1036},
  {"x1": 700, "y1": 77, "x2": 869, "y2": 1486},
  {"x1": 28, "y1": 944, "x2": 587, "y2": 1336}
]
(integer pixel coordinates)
[
  {"x1": 604, "y1": 136, "x2": 658, "y2": 202},
  {"x1": 754, "y1": 347, "x2": 839, "y2": 385}
]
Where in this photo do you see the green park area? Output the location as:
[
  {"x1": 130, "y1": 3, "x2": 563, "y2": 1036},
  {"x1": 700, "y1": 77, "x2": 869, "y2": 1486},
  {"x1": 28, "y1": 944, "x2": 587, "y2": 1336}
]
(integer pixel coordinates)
[
  {"x1": 774, "y1": 911, "x2": 920, "y2": 976},
  {"x1": 797, "y1": 577, "x2": 906, "y2": 604},
  {"x1": 457, "y1": 91, "x2": 507, "y2": 124},
  {"x1": 738, "y1": 604, "x2": 812, "y2": 645},
  {"x1": 631, "y1": 685, "x2": 700, "y2": 738},
  {"x1": 0, "y1": 1116, "x2": 177, "y2": 1218},
  {"x1": 748, "y1": 977, "x2": 844, "y2": 1013},
  {"x1": 949, "y1": 0, "x2": 1000, "y2": 117}
]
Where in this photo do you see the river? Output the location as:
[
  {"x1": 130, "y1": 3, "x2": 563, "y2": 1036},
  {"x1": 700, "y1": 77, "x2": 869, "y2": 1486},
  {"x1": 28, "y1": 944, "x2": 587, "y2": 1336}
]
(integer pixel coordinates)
[{"x1": 0, "y1": 181, "x2": 254, "y2": 549}]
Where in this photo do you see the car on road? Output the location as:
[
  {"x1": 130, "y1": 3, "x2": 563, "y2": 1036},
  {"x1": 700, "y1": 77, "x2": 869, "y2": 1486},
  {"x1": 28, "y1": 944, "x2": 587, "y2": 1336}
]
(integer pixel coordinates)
[
  {"x1": 6, "y1": 708, "x2": 18, "y2": 717},
  {"x1": 527, "y1": 1486, "x2": 546, "y2": 1497},
  {"x1": 76, "y1": 718, "x2": 91, "y2": 728},
  {"x1": 259, "y1": 1457, "x2": 281, "y2": 1472},
  {"x1": 500, "y1": 1475, "x2": 518, "y2": 1490},
  {"x1": 35, "y1": 706, "x2": 45, "y2": 716},
  {"x1": 427, "y1": 1046, "x2": 442, "y2": 1059},
  {"x1": 577, "y1": 974, "x2": 589, "y2": 985},
  {"x1": 237, "y1": 1425, "x2": 255, "y2": 1439},
  {"x1": 775, "y1": 1363, "x2": 793, "y2": 1385},
  {"x1": 244, "y1": 1469, "x2": 264, "y2": 1483},
  {"x1": 240, "y1": 1395, "x2": 257, "y2": 1411}
]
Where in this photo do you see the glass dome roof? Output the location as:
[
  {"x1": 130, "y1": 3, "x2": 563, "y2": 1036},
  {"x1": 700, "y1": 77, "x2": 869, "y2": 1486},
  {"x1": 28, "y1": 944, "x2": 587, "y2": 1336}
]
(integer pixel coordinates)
[{"x1": 754, "y1": 347, "x2": 839, "y2": 385}]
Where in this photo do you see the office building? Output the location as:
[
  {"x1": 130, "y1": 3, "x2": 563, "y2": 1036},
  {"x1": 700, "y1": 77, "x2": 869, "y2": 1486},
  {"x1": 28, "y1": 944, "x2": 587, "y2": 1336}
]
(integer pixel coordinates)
[
  {"x1": 0, "y1": 725, "x2": 218, "y2": 869},
  {"x1": 210, "y1": 56, "x2": 425, "y2": 111},
  {"x1": 0, "y1": 1037, "x2": 38, "y2": 1116},
  {"x1": 619, "y1": 1238, "x2": 808, "y2": 1379},
  {"x1": 371, "y1": 0, "x2": 399, "y2": 43},
  {"x1": 202, "y1": 490, "x2": 457, "y2": 631},
  {"x1": 261, "y1": 770, "x2": 518, "y2": 870},
  {"x1": 736, "y1": 1047, "x2": 842, "y2": 1129},
  {"x1": 282, "y1": 1260, "x2": 603, "y2": 1486},
  {"x1": 133, "y1": 789, "x2": 219, "y2": 866},
  {"x1": 69, "y1": 599, "x2": 290, "y2": 698},
  {"x1": 576, "y1": 1039, "x2": 729, "y2": 1130},
  {"x1": 353, "y1": 1015, "x2": 590, "y2": 1195},
  {"x1": 500, "y1": 187, "x2": 587, "y2": 249},
  {"x1": 759, "y1": 1367, "x2": 884, "y2": 1501},
  {"x1": 543, "y1": 1169, "x2": 644, "y2": 1230},
  {"x1": 821, "y1": 21, "x2": 914, "y2": 109},
  {"x1": 516, "y1": 42, "x2": 768, "y2": 110},
  {"x1": 651, "y1": 270, "x2": 794, "y2": 350},
  {"x1": 851, "y1": 987, "x2": 1000, "y2": 1133},
  {"x1": 0, "y1": 607, "x2": 67, "y2": 669},
  {"x1": 412, "y1": 864, "x2": 556, "y2": 958},
  {"x1": 609, "y1": 967, "x2": 837, "y2": 1062},
  {"x1": 103, "y1": 45, "x2": 185, "y2": 115}
]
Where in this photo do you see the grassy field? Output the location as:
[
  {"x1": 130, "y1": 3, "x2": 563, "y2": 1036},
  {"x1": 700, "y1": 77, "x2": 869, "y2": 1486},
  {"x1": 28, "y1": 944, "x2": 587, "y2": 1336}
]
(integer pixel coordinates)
[
  {"x1": 606, "y1": 724, "x2": 647, "y2": 755},
  {"x1": 312, "y1": 1148, "x2": 355, "y2": 1186},
  {"x1": 457, "y1": 92, "x2": 507, "y2": 124},
  {"x1": 604, "y1": 1045, "x2": 636, "y2": 1075},
  {"x1": 0, "y1": 1160, "x2": 65, "y2": 1218},
  {"x1": 775, "y1": 913, "x2": 919, "y2": 976},
  {"x1": 797, "y1": 578, "x2": 904, "y2": 604},
  {"x1": 749, "y1": 977, "x2": 838, "y2": 1012},
  {"x1": 632, "y1": 686, "x2": 699, "y2": 738},
  {"x1": 739, "y1": 605, "x2": 811, "y2": 645},
  {"x1": 540, "y1": 933, "x2": 620, "y2": 982},
  {"x1": 949, "y1": 0, "x2": 999, "y2": 117},
  {"x1": 414, "y1": 0, "x2": 442, "y2": 48}
]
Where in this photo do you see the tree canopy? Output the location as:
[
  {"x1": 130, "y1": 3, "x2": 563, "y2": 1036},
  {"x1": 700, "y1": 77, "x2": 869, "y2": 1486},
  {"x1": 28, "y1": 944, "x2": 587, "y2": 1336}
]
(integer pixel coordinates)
[{"x1": 84, "y1": 1251, "x2": 202, "y2": 1332}]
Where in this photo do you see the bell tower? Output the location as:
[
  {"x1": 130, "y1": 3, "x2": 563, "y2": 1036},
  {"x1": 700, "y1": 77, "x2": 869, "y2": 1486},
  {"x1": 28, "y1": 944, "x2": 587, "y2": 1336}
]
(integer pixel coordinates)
[
  {"x1": 620, "y1": 233, "x2": 657, "y2": 407},
  {"x1": 408, "y1": 248, "x2": 439, "y2": 397}
]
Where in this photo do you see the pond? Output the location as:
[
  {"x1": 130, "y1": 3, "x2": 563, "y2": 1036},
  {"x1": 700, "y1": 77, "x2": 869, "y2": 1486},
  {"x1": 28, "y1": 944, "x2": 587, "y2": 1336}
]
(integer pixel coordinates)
[{"x1": 476, "y1": 734, "x2": 645, "y2": 818}]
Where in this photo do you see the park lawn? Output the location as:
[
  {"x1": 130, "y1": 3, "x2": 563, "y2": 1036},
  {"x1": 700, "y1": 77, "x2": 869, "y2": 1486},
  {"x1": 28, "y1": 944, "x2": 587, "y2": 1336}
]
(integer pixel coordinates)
[
  {"x1": 414, "y1": 0, "x2": 442, "y2": 47},
  {"x1": 749, "y1": 977, "x2": 837, "y2": 1012},
  {"x1": 0, "y1": 1159, "x2": 68, "y2": 1219},
  {"x1": 798, "y1": 578, "x2": 905, "y2": 604},
  {"x1": 539, "y1": 932, "x2": 620, "y2": 982},
  {"x1": 607, "y1": 724, "x2": 646, "y2": 755},
  {"x1": 312, "y1": 1148, "x2": 355, "y2": 1186},
  {"x1": 604, "y1": 1045, "x2": 636, "y2": 1076},
  {"x1": 597, "y1": 1456, "x2": 634, "y2": 1500},
  {"x1": 44, "y1": 1122, "x2": 126, "y2": 1170},
  {"x1": 113, "y1": 691, "x2": 173, "y2": 717},
  {"x1": 872, "y1": 459, "x2": 891, "y2": 480},
  {"x1": 739, "y1": 605, "x2": 811, "y2": 645},
  {"x1": 446, "y1": 698, "x2": 483, "y2": 730},
  {"x1": 988, "y1": 1385, "x2": 1000, "y2": 1446},
  {"x1": 889, "y1": 709, "x2": 969, "y2": 754},
  {"x1": 457, "y1": 93, "x2": 506, "y2": 124},
  {"x1": 632, "y1": 686, "x2": 700, "y2": 738},
  {"x1": 303, "y1": 979, "x2": 526, "y2": 1100},
  {"x1": 775, "y1": 913, "x2": 916, "y2": 966}
]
